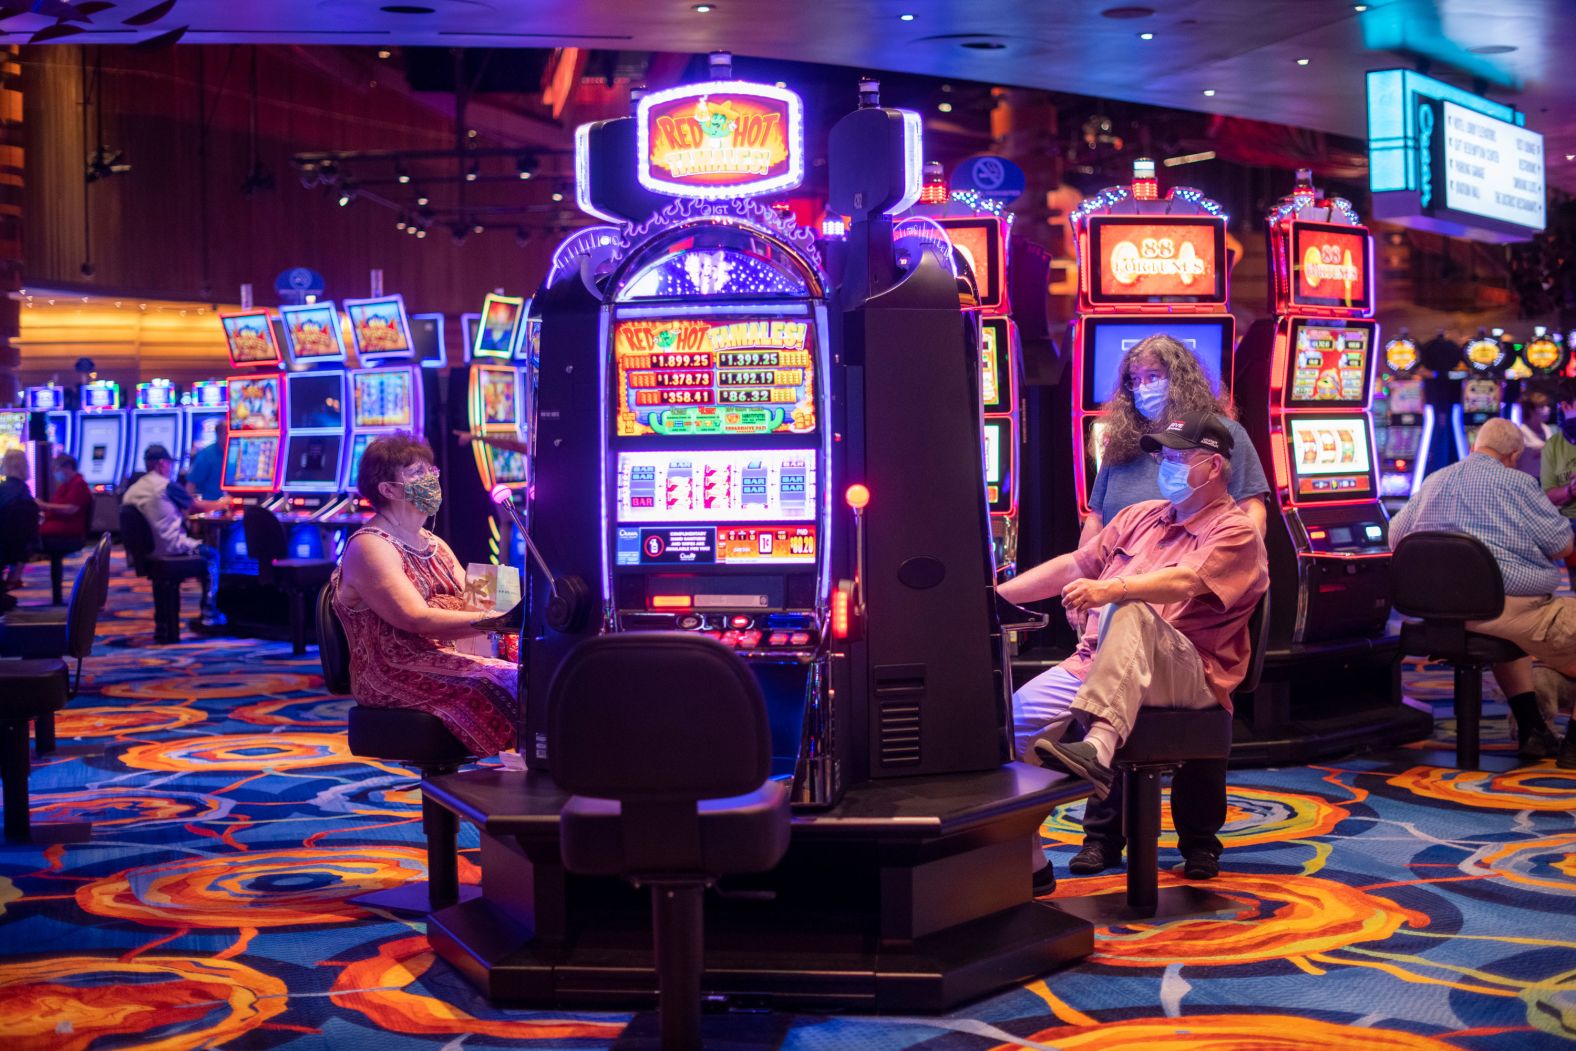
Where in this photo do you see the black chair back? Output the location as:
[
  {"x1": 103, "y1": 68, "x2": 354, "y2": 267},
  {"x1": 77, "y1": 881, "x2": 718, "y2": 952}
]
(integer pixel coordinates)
[
  {"x1": 548, "y1": 633, "x2": 771, "y2": 802},
  {"x1": 0, "y1": 487, "x2": 38, "y2": 566},
  {"x1": 91, "y1": 532, "x2": 112, "y2": 610},
  {"x1": 64, "y1": 550, "x2": 103, "y2": 664},
  {"x1": 1234, "y1": 590, "x2": 1272, "y2": 700},
  {"x1": 316, "y1": 582, "x2": 352, "y2": 695},
  {"x1": 118, "y1": 504, "x2": 156, "y2": 577},
  {"x1": 242, "y1": 506, "x2": 287, "y2": 584},
  {"x1": 1391, "y1": 531, "x2": 1507, "y2": 621}
]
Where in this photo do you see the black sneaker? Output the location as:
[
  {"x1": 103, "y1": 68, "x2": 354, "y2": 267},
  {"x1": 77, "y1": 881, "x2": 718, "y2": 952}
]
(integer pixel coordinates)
[
  {"x1": 1069, "y1": 841, "x2": 1122, "y2": 875},
  {"x1": 1035, "y1": 739, "x2": 1115, "y2": 800},
  {"x1": 1181, "y1": 850, "x2": 1220, "y2": 880},
  {"x1": 1518, "y1": 728, "x2": 1561, "y2": 761},
  {"x1": 1032, "y1": 860, "x2": 1057, "y2": 896},
  {"x1": 1558, "y1": 723, "x2": 1576, "y2": 771}
]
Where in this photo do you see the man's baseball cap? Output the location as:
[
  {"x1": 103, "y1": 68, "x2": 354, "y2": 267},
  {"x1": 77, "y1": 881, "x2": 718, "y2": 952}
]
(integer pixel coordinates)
[
  {"x1": 143, "y1": 444, "x2": 173, "y2": 468},
  {"x1": 1140, "y1": 411, "x2": 1234, "y2": 458}
]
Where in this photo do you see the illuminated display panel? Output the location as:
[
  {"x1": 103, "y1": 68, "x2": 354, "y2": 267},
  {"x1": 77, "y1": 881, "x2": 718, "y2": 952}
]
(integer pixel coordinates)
[
  {"x1": 937, "y1": 217, "x2": 1005, "y2": 310},
  {"x1": 980, "y1": 317, "x2": 1014, "y2": 413},
  {"x1": 223, "y1": 436, "x2": 279, "y2": 490},
  {"x1": 615, "y1": 524, "x2": 817, "y2": 567},
  {"x1": 351, "y1": 369, "x2": 415, "y2": 429},
  {"x1": 135, "y1": 382, "x2": 178, "y2": 410},
  {"x1": 0, "y1": 411, "x2": 25, "y2": 457},
  {"x1": 1082, "y1": 317, "x2": 1229, "y2": 410},
  {"x1": 191, "y1": 380, "x2": 227, "y2": 409},
  {"x1": 189, "y1": 411, "x2": 225, "y2": 453},
  {"x1": 1525, "y1": 338, "x2": 1562, "y2": 371},
  {"x1": 25, "y1": 386, "x2": 65, "y2": 412},
  {"x1": 487, "y1": 444, "x2": 530, "y2": 485},
  {"x1": 637, "y1": 82, "x2": 804, "y2": 199},
  {"x1": 286, "y1": 372, "x2": 346, "y2": 431},
  {"x1": 612, "y1": 316, "x2": 817, "y2": 437},
  {"x1": 344, "y1": 296, "x2": 413, "y2": 359},
  {"x1": 344, "y1": 433, "x2": 374, "y2": 491},
  {"x1": 1382, "y1": 426, "x2": 1423, "y2": 459},
  {"x1": 1387, "y1": 378, "x2": 1425, "y2": 415},
  {"x1": 282, "y1": 433, "x2": 344, "y2": 491},
  {"x1": 473, "y1": 294, "x2": 524, "y2": 360},
  {"x1": 43, "y1": 414, "x2": 69, "y2": 449},
  {"x1": 1463, "y1": 337, "x2": 1506, "y2": 373},
  {"x1": 132, "y1": 413, "x2": 181, "y2": 470},
  {"x1": 1285, "y1": 320, "x2": 1375, "y2": 409},
  {"x1": 982, "y1": 417, "x2": 1015, "y2": 514},
  {"x1": 615, "y1": 448, "x2": 815, "y2": 524},
  {"x1": 1461, "y1": 378, "x2": 1502, "y2": 413},
  {"x1": 82, "y1": 382, "x2": 121, "y2": 411},
  {"x1": 1287, "y1": 416, "x2": 1375, "y2": 501},
  {"x1": 1290, "y1": 222, "x2": 1371, "y2": 312},
  {"x1": 221, "y1": 312, "x2": 282, "y2": 366},
  {"x1": 279, "y1": 303, "x2": 348, "y2": 364},
  {"x1": 473, "y1": 365, "x2": 519, "y2": 428},
  {"x1": 1384, "y1": 338, "x2": 1419, "y2": 373},
  {"x1": 1087, "y1": 215, "x2": 1227, "y2": 305},
  {"x1": 78, "y1": 415, "x2": 124, "y2": 487},
  {"x1": 227, "y1": 375, "x2": 281, "y2": 432}
]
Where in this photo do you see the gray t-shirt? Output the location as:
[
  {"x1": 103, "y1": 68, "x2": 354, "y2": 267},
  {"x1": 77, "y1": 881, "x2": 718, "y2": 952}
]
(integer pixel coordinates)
[{"x1": 1089, "y1": 416, "x2": 1270, "y2": 525}]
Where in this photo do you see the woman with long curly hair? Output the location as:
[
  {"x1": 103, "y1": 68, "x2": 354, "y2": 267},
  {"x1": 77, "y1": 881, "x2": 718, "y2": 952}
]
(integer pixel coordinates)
[
  {"x1": 1063, "y1": 333, "x2": 1269, "y2": 885},
  {"x1": 1082, "y1": 333, "x2": 1269, "y2": 543}
]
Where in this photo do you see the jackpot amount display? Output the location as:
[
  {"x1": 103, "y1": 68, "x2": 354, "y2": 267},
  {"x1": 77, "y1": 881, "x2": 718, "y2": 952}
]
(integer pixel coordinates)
[
  {"x1": 616, "y1": 449, "x2": 814, "y2": 523},
  {"x1": 614, "y1": 317, "x2": 816, "y2": 437},
  {"x1": 1291, "y1": 326, "x2": 1369, "y2": 403}
]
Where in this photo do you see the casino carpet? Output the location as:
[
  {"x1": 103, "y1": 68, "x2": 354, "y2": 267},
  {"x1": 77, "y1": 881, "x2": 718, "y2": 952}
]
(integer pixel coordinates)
[{"x1": 0, "y1": 551, "x2": 1573, "y2": 1051}]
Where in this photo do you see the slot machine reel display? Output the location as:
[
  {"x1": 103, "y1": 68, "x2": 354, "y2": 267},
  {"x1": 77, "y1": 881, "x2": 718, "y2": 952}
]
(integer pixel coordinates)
[
  {"x1": 1455, "y1": 332, "x2": 1510, "y2": 459},
  {"x1": 25, "y1": 384, "x2": 73, "y2": 455},
  {"x1": 74, "y1": 381, "x2": 127, "y2": 492},
  {"x1": 1234, "y1": 170, "x2": 1430, "y2": 763},
  {"x1": 1373, "y1": 335, "x2": 1433, "y2": 509},
  {"x1": 421, "y1": 69, "x2": 1092, "y2": 1013}
]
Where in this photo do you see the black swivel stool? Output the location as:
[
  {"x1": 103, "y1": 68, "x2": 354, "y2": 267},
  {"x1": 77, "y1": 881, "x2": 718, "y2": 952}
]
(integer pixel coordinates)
[
  {"x1": 550, "y1": 633, "x2": 792, "y2": 1051},
  {"x1": 1060, "y1": 593, "x2": 1269, "y2": 924},
  {"x1": 317, "y1": 584, "x2": 478, "y2": 914},
  {"x1": 243, "y1": 507, "x2": 335, "y2": 655},
  {"x1": 1392, "y1": 531, "x2": 1526, "y2": 769},
  {"x1": 38, "y1": 535, "x2": 87, "y2": 606},
  {"x1": 119, "y1": 505, "x2": 207, "y2": 644}
]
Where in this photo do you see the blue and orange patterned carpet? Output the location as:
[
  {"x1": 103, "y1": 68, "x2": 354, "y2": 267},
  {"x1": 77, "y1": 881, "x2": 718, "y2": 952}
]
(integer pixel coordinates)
[{"x1": 0, "y1": 550, "x2": 1572, "y2": 1050}]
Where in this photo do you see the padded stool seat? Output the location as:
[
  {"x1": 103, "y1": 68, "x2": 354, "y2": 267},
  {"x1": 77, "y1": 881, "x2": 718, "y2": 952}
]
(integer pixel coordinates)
[
  {"x1": 1398, "y1": 621, "x2": 1524, "y2": 665},
  {"x1": 0, "y1": 658, "x2": 85, "y2": 843},
  {"x1": 0, "y1": 660, "x2": 70, "y2": 713},
  {"x1": 1115, "y1": 707, "x2": 1234, "y2": 766},
  {"x1": 562, "y1": 781, "x2": 791, "y2": 877},
  {"x1": 243, "y1": 507, "x2": 335, "y2": 654},
  {"x1": 348, "y1": 706, "x2": 473, "y2": 766}
]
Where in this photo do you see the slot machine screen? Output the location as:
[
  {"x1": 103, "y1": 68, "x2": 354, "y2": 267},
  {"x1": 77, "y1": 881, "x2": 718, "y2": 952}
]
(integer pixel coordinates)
[
  {"x1": 132, "y1": 413, "x2": 181, "y2": 470},
  {"x1": 1086, "y1": 215, "x2": 1228, "y2": 306},
  {"x1": 980, "y1": 317, "x2": 1014, "y2": 413},
  {"x1": 0, "y1": 411, "x2": 25, "y2": 456},
  {"x1": 25, "y1": 386, "x2": 64, "y2": 412},
  {"x1": 474, "y1": 366, "x2": 520, "y2": 428},
  {"x1": 615, "y1": 448, "x2": 816, "y2": 524},
  {"x1": 228, "y1": 376, "x2": 282, "y2": 432},
  {"x1": 136, "y1": 383, "x2": 178, "y2": 410},
  {"x1": 222, "y1": 312, "x2": 282, "y2": 366},
  {"x1": 1284, "y1": 319, "x2": 1376, "y2": 409},
  {"x1": 190, "y1": 411, "x2": 225, "y2": 453},
  {"x1": 282, "y1": 433, "x2": 345, "y2": 491},
  {"x1": 191, "y1": 381, "x2": 227, "y2": 410},
  {"x1": 473, "y1": 294, "x2": 525, "y2": 359},
  {"x1": 345, "y1": 433, "x2": 374, "y2": 491},
  {"x1": 487, "y1": 444, "x2": 530, "y2": 485},
  {"x1": 461, "y1": 314, "x2": 481, "y2": 360},
  {"x1": 982, "y1": 417, "x2": 1014, "y2": 514},
  {"x1": 44, "y1": 415, "x2": 70, "y2": 449},
  {"x1": 612, "y1": 315, "x2": 817, "y2": 437},
  {"x1": 82, "y1": 383, "x2": 120, "y2": 410},
  {"x1": 278, "y1": 303, "x2": 347, "y2": 364},
  {"x1": 1290, "y1": 222, "x2": 1372, "y2": 312},
  {"x1": 1082, "y1": 317, "x2": 1229, "y2": 410},
  {"x1": 410, "y1": 313, "x2": 446, "y2": 368},
  {"x1": 936, "y1": 216, "x2": 1006, "y2": 311},
  {"x1": 286, "y1": 372, "x2": 347, "y2": 431},
  {"x1": 1286, "y1": 416, "x2": 1375, "y2": 502},
  {"x1": 1382, "y1": 426, "x2": 1422, "y2": 459},
  {"x1": 1462, "y1": 378, "x2": 1502, "y2": 414},
  {"x1": 345, "y1": 296, "x2": 413, "y2": 360},
  {"x1": 351, "y1": 369, "x2": 415, "y2": 429},
  {"x1": 78, "y1": 415, "x2": 123, "y2": 487},
  {"x1": 1387, "y1": 378, "x2": 1425, "y2": 415},
  {"x1": 223, "y1": 435, "x2": 280, "y2": 490}
]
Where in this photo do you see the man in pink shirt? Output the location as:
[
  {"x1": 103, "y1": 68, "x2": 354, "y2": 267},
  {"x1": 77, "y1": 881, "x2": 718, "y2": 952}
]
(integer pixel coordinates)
[{"x1": 999, "y1": 411, "x2": 1268, "y2": 890}]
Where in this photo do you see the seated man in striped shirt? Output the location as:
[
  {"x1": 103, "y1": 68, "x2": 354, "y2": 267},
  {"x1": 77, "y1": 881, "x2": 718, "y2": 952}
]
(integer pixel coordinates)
[{"x1": 1389, "y1": 417, "x2": 1570, "y2": 765}]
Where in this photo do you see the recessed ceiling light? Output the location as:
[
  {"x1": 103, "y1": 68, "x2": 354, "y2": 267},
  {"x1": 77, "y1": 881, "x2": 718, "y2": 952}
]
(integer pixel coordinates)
[
  {"x1": 1567, "y1": 153, "x2": 1575, "y2": 161},
  {"x1": 938, "y1": 101, "x2": 953, "y2": 112},
  {"x1": 1100, "y1": 5, "x2": 1156, "y2": 18},
  {"x1": 376, "y1": 49, "x2": 391, "y2": 59},
  {"x1": 900, "y1": 12, "x2": 916, "y2": 21},
  {"x1": 1467, "y1": 44, "x2": 1517, "y2": 55},
  {"x1": 1353, "y1": 4, "x2": 1367, "y2": 10},
  {"x1": 551, "y1": 191, "x2": 564, "y2": 202},
  {"x1": 380, "y1": 4, "x2": 436, "y2": 13},
  {"x1": 1139, "y1": 32, "x2": 1154, "y2": 40},
  {"x1": 1296, "y1": 57, "x2": 1310, "y2": 65},
  {"x1": 693, "y1": 3, "x2": 713, "y2": 10},
  {"x1": 1203, "y1": 89, "x2": 1216, "y2": 97}
]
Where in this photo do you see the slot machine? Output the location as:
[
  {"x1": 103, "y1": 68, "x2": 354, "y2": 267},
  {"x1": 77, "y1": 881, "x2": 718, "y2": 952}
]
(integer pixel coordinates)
[
  {"x1": 182, "y1": 380, "x2": 228, "y2": 471},
  {"x1": 1508, "y1": 327, "x2": 1567, "y2": 430},
  {"x1": 0, "y1": 408, "x2": 26, "y2": 475},
  {"x1": 277, "y1": 302, "x2": 352, "y2": 537},
  {"x1": 74, "y1": 380, "x2": 128, "y2": 492},
  {"x1": 341, "y1": 295, "x2": 424, "y2": 522},
  {"x1": 1234, "y1": 171, "x2": 1429, "y2": 761},
  {"x1": 129, "y1": 379, "x2": 185, "y2": 479},
  {"x1": 1374, "y1": 335, "x2": 1433, "y2": 511},
  {"x1": 218, "y1": 310, "x2": 287, "y2": 508},
  {"x1": 23, "y1": 383, "x2": 73, "y2": 456},
  {"x1": 1455, "y1": 331, "x2": 1510, "y2": 459}
]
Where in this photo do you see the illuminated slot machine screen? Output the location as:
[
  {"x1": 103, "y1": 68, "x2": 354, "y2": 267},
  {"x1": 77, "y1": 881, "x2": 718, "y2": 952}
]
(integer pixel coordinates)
[
  {"x1": 612, "y1": 315, "x2": 817, "y2": 438},
  {"x1": 1284, "y1": 319, "x2": 1377, "y2": 409},
  {"x1": 1289, "y1": 222, "x2": 1372, "y2": 312},
  {"x1": 286, "y1": 372, "x2": 347, "y2": 432},
  {"x1": 132, "y1": 413, "x2": 182, "y2": 470},
  {"x1": 613, "y1": 448, "x2": 817, "y2": 568},
  {"x1": 979, "y1": 317, "x2": 1015, "y2": 413},
  {"x1": 1086, "y1": 215, "x2": 1228, "y2": 306},
  {"x1": 281, "y1": 433, "x2": 345, "y2": 491},
  {"x1": 1081, "y1": 317, "x2": 1231, "y2": 411},
  {"x1": 1382, "y1": 425, "x2": 1423, "y2": 459},
  {"x1": 486, "y1": 444, "x2": 530, "y2": 486},
  {"x1": 344, "y1": 296, "x2": 413, "y2": 361},
  {"x1": 982, "y1": 417, "x2": 1015, "y2": 514},
  {"x1": 189, "y1": 411, "x2": 225, "y2": 454},
  {"x1": 472, "y1": 365, "x2": 520, "y2": 428},
  {"x1": 26, "y1": 385, "x2": 65, "y2": 413},
  {"x1": 228, "y1": 375, "x2": 282, "y2": 433},
  {"x1": 136, "y1": 382, "x2": 178, "y2": 411},
  {"x1": 223, "y1": 435, "x2": 280, "y2": 491},
  {"x1": 77, "y1": 415, "x2": 124, "y2": 487},
  {"x1": 1387, "y1": 378, "x2": 1425, "y2": 415},
  {"x1": 344, "y1": 433, "x2": 375, "y2": 492},
  {"x1": 1461, "y1": 378, "x2": 1502, "y2": 414},
  {"x1": 1286, "y1": 416, "x2": 1376, "y2": 502},
  {"x1": 473, "y1": 294, "x2": 525, "y2": 360},
  {"x1": 278, "y1": 302, "x2": 348, "y2": 366},
  {"x1": 81, "y1": 382, "x2": 121, "y2": 411},
  {"x1": 351, "y1": 368, "x2": 415, "y2": 430},
  {"x1": 221, "y1": 312, "x2": 282, "y2": 367},
  {"x1": 936, "y1": 216, "x2": 1006, "y2": 311},
  {"x1": 0, "y1": 410, "x2": 25, "y2": 457},
  {"x1": 410, "y1": 313, "x2": 447, "y2": 368}
]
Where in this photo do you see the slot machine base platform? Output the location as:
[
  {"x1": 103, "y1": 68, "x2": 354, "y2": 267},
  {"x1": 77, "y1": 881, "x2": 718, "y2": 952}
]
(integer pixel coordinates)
[{"x1": 422, "y1": 765, "x2": 1094, "y2": 1012}]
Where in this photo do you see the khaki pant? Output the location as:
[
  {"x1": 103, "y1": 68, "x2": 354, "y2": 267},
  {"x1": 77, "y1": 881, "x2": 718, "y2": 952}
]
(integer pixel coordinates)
[{"x1": 1470, "y1": 594, "x2": 1576, "y2": 675}]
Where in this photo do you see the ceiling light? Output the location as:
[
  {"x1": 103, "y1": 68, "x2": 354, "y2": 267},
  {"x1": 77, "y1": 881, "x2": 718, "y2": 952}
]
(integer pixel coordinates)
[
  {"x1": 899, "y1": 12, "x2": 915, "y2": 20},
  {"x1": 415, "y1": 191, "x2": 430, "y2": 206},
  {"x1": 937, "y1": 102, "x2": 953, "y2": 113},
  {"x1": 774, "y1": 81, "x2": 786, "y2": 88},
  {"x1": 395, "y1": 163, "x2": 410, "y2": 184},
  {"x1": 1567, "y1": 154, "x2": 1575, "y2": 161},
  {"x1": 1296, "y1": 57, "x2": 1310, "y2": 65},
  {"x1": 465, "y1": 160, "x2": 479, "y2": 182},
  {"x1": 396, "y1": 217, "x2": 407, "y2": 230},
  {"x1": 376, "y1": 49, "x2": 392, "y2": 59},
  {"x1": 1202, "y1": 89, "x2": 1216, "y2": 97},
  {"x1": 473, "y1": 222, "x2": 485, "y2": 234},
  {"x1": 1353, "y1": 4, "x2": 1367, "y2": 10},
  {"x1": 336, "y1": 185, "x2": 357, "y2": 207},
  {"x1": 516, "y1": 152, "x2": 538, "y2": 179},
  {"x1": 551, "y1": 190, "x2": 564, "y2": 202},
  {"x1": 1139, "y1": 32, "x2": 1154, "y2": 40},
  {"x1": 693, "y1": 3, "x2": 713, "y2": 10}
]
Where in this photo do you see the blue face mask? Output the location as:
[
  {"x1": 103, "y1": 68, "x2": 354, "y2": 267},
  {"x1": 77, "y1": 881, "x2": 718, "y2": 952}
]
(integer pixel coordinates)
[
  {"x1": 1133, "y1": 379, "x2": 1169, "y2": 420},
  {"x1": 1156, "y1": 457, "x2": 1202, "y2": 504}
]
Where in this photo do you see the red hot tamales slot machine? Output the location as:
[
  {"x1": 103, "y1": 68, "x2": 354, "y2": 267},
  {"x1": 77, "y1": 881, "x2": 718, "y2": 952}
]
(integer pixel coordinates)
[
  {"x1": 1233, "y1": 170, "x2": 1428, "y2": 761},
  {"x1": 1066, "y1": 160, "x2": 1235, "y2": 518}
]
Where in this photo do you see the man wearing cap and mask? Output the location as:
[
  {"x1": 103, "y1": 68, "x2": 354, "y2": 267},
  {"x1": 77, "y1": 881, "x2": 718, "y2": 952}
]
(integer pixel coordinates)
[
  {"x1": 998, "y1": 410, "x2": 1268, "y2": 892},
  {"x1": 123, "y1": 443, "x2": 225, "y2": 627}
]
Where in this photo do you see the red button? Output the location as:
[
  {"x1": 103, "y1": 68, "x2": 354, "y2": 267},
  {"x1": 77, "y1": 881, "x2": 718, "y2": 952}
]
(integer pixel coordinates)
[
  {"x1": 740, "y1": 631, "x2": 762, "y2": 649},
  {"x1": 729, "y1": 615, "x2": 752, "y2": 629},
  {"x1": 702, "y1": 631, "x2": 721, "y2": 640},
  {"x1": 789, "y1": 632, "x2": 811, "y2": 646},
  {"x1": 768, "y1": 632, "x2": 788, "y2": 646},
  {"x1": 721, "y1": 631, "x2": 740, "y2": 646}
]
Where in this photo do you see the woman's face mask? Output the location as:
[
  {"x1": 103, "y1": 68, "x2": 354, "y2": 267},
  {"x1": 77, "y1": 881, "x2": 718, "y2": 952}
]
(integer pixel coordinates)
[{"x1": 397, "y1": 468, "x2": 443, "y2": 516}]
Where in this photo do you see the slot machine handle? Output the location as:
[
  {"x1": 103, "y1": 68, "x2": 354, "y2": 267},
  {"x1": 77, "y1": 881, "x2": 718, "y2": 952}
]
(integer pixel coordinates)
[
  {"x1": 487, "y1": 485, "x2": 592, "y2": 634},
  {"x1": 845, "y1": 484, "x2": 870, "y2": 618}
]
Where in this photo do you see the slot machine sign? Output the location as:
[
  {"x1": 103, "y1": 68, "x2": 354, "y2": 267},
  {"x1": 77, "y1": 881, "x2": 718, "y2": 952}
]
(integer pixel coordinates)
[
  {"x1": 1087, "y1": 215, "x2": 1227, "y2": 305},
  {"x1": 1463, "y1": 337, "x2": 1508, "y2": 374},
  {"x1": 1524, "y1": 337, "x2": 1562, "y2": 374},
  {"x1": 1384, "y1": 337, "x2": 1419, "y2": 374},
  {"x1": 637, "y1": 82, "x2": 805, "y2": 199},
  {"x1": 1290, "y1": 222, "x2": 1371, "y2": 312}
]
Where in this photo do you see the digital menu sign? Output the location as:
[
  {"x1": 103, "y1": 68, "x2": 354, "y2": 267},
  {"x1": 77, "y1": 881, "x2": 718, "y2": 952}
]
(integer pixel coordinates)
[
  {"x1": 1291, "y1": 222, "x2": 1371, "y2": 312},
  {"x1": 1286, "y1": 321, "x2": 1375, "y2": 409},
  {"x1": 613, "y1": 316, "x2": 817, "y2": 437},
  {"x1": 1287, "y1": 416, "x2": 1374, "y2": 501},
  {"x1": 637, "y1": 82, "x2": 804, "y2": 199},
  {"x1": 615, "y1": 448, "x2": 815, "y2": 524},
  {"x1": 1438, "y1": 101, "x2": 1545, "y2": 233},
  {"x1": 1087, "y1": 215, "x2": 1227, "y2": 305}
]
